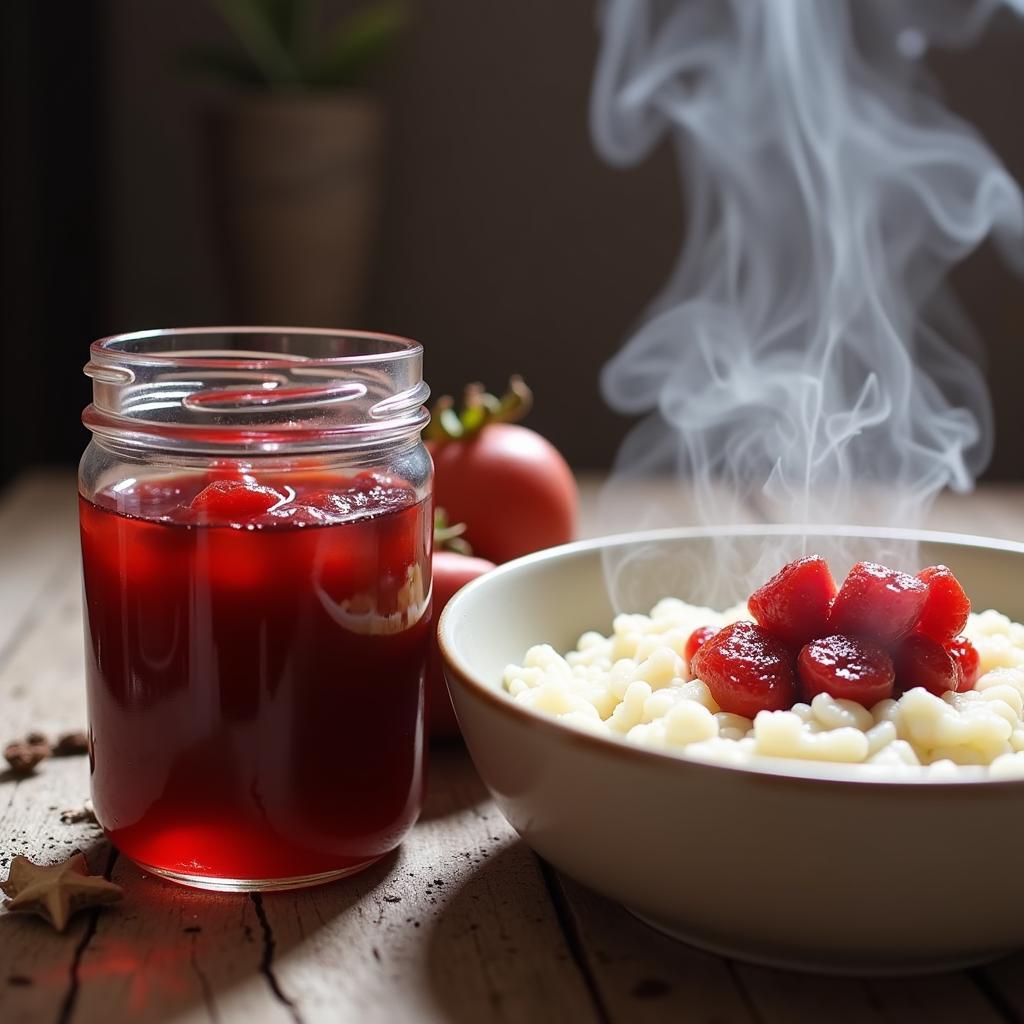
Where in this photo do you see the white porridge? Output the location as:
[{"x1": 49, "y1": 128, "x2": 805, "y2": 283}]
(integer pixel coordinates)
[{"x1": 503, "y1": 599, "x2": 1024, "y2": 777}]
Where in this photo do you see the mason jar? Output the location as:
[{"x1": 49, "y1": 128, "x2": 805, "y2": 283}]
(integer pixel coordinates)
[{"x1": 79, "y1": 328, "x2": 432, "y2": 891}]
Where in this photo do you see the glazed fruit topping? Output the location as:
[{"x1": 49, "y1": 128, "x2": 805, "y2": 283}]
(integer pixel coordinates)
[
  {"x1": 747, "y1": 555, "x2": 836, "y2": 647},
  {"x1": 689, "y1": 555, "x2": 979, "y2": 718},
  {"x1": 684, "y1": 625, "x2": 718, "y2": 664},
  {"x1": 690, "y1": 622, "x2": 796, "y2": 720},
  {"x1": 893, "y1": 632, "x2": 962, "y2": 697},
  {"x1": 914, "y1": 565, "x2": 971, "y2": 641},
  {"x1": 946, "y1": 635, "x2": 981, "y2": 692},
  {"x1": 796, "y1": 634, "x2": 895, "y2": 706},
  {"x1": 827, "y1": 561, "x2": 928, "y2": 647}
]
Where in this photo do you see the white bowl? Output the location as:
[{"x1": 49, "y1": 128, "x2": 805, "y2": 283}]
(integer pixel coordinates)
[{"x1": 439, "y1": 526, "x2": 1024, "y2": 975}]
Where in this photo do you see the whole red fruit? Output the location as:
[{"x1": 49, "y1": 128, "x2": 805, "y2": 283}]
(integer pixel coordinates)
[
  {"x1": 428, "y1": 424, "x2": 578, "y2": 563},
  {"x1": 690, "y1": 621, "x2": 797, "y2": 719},
  {"x1": 427, "y1": 550, "x2": 496, "y2": 739}
]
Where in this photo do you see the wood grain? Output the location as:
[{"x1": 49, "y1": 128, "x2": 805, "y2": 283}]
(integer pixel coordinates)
[
  {"x1": 257, "y1": 748, "x2": 598, "y2": 1024},
  {"x1": 551, "y1": 875, "x2": 756, "y2": 1023},
  {"x1": 3, "y1": 470, "x2": 1024, "y2": 1023}
]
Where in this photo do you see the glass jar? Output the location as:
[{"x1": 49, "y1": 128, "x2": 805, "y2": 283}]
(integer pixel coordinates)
[{"x1": 79, "y1": 328, "x2": 432, "y2": 891}]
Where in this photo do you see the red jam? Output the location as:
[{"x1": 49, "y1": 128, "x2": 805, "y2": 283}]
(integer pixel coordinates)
[{"x1": 79, "y1": 471, "x2": 431, "y2": 884}]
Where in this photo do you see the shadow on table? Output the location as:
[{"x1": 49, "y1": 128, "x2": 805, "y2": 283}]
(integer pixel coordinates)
[
  {"x1": 421, "y1": 741, "x2": 491, "y2": 822},
  {"x1": 424, "y1": 841, "x2": 592, "y2": 1024},
  {"x1": 535, "y1": 873, "x2": 1024, "y2": 1022}
]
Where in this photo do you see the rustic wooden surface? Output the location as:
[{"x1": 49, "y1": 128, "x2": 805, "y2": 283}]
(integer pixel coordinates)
[{"x1": 2, "y1": 469, "x2": 1024, "y2": 1024}]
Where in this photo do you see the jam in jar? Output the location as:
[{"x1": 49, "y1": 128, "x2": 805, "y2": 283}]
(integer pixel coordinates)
[{"x1": 79, "y1": 328, "x2": 432, "y2": 890}]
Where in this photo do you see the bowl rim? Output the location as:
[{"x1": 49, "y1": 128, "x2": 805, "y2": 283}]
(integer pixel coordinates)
[{"x1": 438, "y1": 523, "x2": 1024, "y2": 790}]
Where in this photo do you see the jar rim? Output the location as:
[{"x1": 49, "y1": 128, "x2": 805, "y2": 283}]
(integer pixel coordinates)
[
  {"x1": 83, "y1": 326, "x2": 430, "y2": 455},
  {"x1": 90, "y1": 326, "x2": 422, "y2": 372}
]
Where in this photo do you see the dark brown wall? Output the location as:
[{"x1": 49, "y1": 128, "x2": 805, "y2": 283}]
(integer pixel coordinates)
[{"x1": 101, "y1": 0, "x2": 1022, "y2": 475}]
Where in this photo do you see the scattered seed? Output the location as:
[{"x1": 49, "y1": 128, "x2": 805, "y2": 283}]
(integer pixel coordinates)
[{"x1": 53, "y1": 732, "x2": 89, "y2": 757}]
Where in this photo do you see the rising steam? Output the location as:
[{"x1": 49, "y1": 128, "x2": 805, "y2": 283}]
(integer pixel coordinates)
[{"x1": 592, "y1": 0, "x2": 1023, "y2": 608}]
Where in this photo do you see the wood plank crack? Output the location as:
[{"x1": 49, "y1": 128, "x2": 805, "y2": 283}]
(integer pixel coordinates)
[
  {"x1": 188, "y1": 929, "x2": 221, "y2": 1024},
  {"x1": 536, "y1": 856, "x2": 613, "y2": 1024},
  {"x1": 54, "y1": 847, "x2": 118, "y2": 1024},
  {"x1": 251, "y1": 893, "x2": 303, "y2": 1024}
]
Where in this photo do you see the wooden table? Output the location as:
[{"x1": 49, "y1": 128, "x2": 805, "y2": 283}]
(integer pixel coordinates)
[{"x1": 3, "y1": 470, "x2": 1024, "y2": 1024}]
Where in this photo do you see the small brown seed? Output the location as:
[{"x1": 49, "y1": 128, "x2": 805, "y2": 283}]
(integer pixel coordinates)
[
  {"x1": 53, "y1": 732, "x2": 89, "y2": 757},
  {"x1": 4, "y1": 743, "x2": 47, "y2": 776}
]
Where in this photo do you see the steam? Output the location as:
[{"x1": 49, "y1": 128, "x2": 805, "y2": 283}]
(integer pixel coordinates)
[{"x1": 591, "y1": 0, "x2": 1024, "y2": 609}]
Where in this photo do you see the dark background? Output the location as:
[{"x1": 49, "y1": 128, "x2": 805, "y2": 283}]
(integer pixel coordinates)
[{"x1": 2, "y1": 1, "x2": 1022, "y2": 488}]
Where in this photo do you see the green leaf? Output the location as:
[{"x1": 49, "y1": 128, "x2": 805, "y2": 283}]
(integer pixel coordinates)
[
  {"x1": 306, "y1": 0, "x2": 409, "y2": 88},
  {"x1": 209, "y1": 0, "x2": 302, "y2": 85}
]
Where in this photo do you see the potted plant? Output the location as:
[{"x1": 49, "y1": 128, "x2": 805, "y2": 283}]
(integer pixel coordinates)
[{"x1": 186, "y1": 0, "x2": 408, "y2": 326}]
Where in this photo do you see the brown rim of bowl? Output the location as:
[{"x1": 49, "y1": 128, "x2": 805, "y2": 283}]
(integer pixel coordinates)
[{"x1": 438, "y1": 523, "x2": 1024, "y2": 792}]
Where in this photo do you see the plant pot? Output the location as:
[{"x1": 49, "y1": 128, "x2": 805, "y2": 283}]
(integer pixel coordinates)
[{"x1": 203, "y1": 93, "x2": 382, "y2": 327}]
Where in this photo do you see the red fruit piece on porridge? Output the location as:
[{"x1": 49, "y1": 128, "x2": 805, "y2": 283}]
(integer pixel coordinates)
[
  {"x1": 914, "y1": 565, "x2": 970, "y2": 642},
  {"x1": 748, "y1": 556, "x2": 837, "y2": 646},
  {"x1": 690, "y1": 621, "x2": 796, "y2": 719},
  {"x1": 684, "y1": 626, "x2": 718, "y2": 664},
  {"x1": 893, "y1": 632, "x2": 962, "y2": 697},
  {"x1": 797, "y1": 634, "x2": 894, "y2": 707},
  {"x1": 828, "y1": 561, "x2": 928, "y2": 646},
  {"x1": 190, "y1": 479, "x2": 286, "y2": 522},
  {"x1": 945, "y1": 635, "x2": 981, "y2": 692}
]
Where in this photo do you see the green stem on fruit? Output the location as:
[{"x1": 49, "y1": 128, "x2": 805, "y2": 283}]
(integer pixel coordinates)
[
  {"x1": 425, "y1": 376, "x2": 533, "y2": 443},
  {"x1": 424, "y1": 396, "x2": 464, "y2": 442},
  {"x1": 434, "y1": 508, "x2": 473, "y2": 555}
]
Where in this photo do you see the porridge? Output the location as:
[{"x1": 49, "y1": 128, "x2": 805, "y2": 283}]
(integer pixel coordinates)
[{"x1": 504, "y1": 557, "x2": 1024, "y2": 777}]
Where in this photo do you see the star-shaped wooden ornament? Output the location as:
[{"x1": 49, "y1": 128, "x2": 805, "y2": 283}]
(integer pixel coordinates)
[{"x1": 1, "y1": 852, "x2": 123, "y2": 931}]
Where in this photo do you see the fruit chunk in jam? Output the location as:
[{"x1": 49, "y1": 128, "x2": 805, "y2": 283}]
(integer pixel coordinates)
[
  {"x1": 79, "y1": 472, "x2": 431, "y2": 883},
  {"x1": 190, "y1": 478, "x2": 286, "y2": 518}
]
